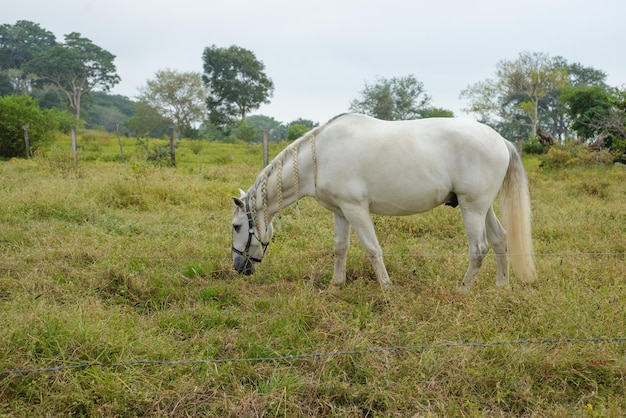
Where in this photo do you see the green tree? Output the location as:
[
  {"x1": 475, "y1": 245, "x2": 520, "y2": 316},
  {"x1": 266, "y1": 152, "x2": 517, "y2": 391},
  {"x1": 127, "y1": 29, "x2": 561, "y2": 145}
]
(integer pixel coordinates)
[
  {"x1": 245, "y1": 114, "x2": 284, "y2": 141},
  {"x1": 561, "y1": 86, "x2": 626, "y2": 153},
  {"x1": 462, "y1": 52, "x2": 571, "y2": 139},
  {"x1": 235, "y1": 121, "x2": 258, "y2": 142},
  {"x1": 126, "y1": 102, "x2": 170, "y2": 138},
  {"x1": 26, "y1": 32, "x2": 120, "y2": 120},
  {"x1": 0, "y1": 21, "x2": 56, "y2": 70},
  {"x1": 137, "y1": 69, "x2": 206, "y2": 137},
  {"x1": 202, "y1": 45, "x2": 274, "y2": 126},
  {"x1": 349, "y1": 75, "x2": 434, "y2": 120},
  {"x1": 83, "y1": 92, "x2": 135, "y2": 133},
  {"x1": 286, "y1": 123, "x2": 310, "y2": 140},
  {"x1": 420, "y1": 107, "x2": 454, "y2": 118},
  {"x1": 540, "y1": 58, "x2": 607, "y2": 139},
  {"x1": 0, "y1": 21, "x2": 57, "y2": 95},
  {"x1": 0, "y1": 95, "x2": 69, "y2": 158},
  {"x1": 560, "y1": 86, "x2": 612, "y2": 140}
]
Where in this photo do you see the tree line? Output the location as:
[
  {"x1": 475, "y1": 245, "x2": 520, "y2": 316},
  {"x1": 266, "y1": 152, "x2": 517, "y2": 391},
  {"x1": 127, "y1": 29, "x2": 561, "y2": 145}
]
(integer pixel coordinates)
[{"x1": 1, "y1": 20, "x2": 625, "y2": 160}]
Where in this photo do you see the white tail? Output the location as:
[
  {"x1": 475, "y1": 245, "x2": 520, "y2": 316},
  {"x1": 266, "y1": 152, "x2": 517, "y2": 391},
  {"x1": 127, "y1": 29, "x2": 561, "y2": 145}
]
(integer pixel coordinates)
[{"x1": 501, "y1": 141, "x2": 536, "y2": 283}]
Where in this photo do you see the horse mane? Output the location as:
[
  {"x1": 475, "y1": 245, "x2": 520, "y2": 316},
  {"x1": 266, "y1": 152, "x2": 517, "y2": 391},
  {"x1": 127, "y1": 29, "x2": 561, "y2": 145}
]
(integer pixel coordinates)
[{"x1": 249, "y1": 113, "x2": 348, "y2": 193}]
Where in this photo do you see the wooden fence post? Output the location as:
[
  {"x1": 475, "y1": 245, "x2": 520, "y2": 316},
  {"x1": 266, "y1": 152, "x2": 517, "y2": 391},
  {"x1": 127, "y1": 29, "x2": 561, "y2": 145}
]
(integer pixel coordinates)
[
  {"x1": 116, "y1": 122, "x2": 126, "y2": 163},
  {"x1": 23, "y1": 123, "x2": 30, "y2": 159},
  {"x1": 169, "y1": 127, "x2": 176, "y2": 166}
]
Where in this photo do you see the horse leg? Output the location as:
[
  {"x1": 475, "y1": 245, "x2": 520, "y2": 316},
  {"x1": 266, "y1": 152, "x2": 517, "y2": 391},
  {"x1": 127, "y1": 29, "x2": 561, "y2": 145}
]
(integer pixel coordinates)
[
  {"x1": 457, "y1": 209, "x2": 490, "y2": 293},
  {"x1": 331, "y1": 213, "x2": 351, "y2": 286},
  {"x1": 340, "y1": 205, "x2": 392, "y2": 288},
  {"x1": 486, "y1": 206, "x2": 509, "y2": 288}
]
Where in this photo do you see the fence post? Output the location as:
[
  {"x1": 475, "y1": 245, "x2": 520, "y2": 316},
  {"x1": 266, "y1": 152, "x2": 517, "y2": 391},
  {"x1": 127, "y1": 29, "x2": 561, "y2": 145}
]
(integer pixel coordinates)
[
  {"x1": 23, "y1": 123, "x2": 30, "y2": 159},
  {"x1": 169, "y1": 127, "x2": 176, "y2": 166},
  {"x1": 263, "y1": 129, "x2": 269, "y2": 167},
  {"x1": 71, "y1": 125, "x2": 78, "y2": 166},
  {"x1": 116, "y1": 122, "x2": 126, "y2": 163}
]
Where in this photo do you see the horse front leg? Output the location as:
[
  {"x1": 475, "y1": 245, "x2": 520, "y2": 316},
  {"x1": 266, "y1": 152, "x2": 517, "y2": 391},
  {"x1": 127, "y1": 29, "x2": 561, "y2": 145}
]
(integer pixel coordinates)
[
  {"x1": 340, "y1": 206, "x2": 392, "y2": 289},
  {"x1": 331, "y1": 213, "x2": 350, "y2": 286}
]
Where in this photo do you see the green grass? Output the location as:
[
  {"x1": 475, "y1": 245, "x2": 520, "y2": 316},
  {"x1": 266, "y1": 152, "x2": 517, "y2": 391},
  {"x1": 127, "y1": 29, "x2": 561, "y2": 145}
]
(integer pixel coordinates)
[{"x1": 0, "y1": 132, "x2": 624, "y2": 416}]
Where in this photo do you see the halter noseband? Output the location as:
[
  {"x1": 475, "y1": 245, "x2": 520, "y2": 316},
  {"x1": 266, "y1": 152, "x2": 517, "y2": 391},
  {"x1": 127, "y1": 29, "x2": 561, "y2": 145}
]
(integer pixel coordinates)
[{"x1": 232, "y1": 196, "x2": 269, "y2": 263}]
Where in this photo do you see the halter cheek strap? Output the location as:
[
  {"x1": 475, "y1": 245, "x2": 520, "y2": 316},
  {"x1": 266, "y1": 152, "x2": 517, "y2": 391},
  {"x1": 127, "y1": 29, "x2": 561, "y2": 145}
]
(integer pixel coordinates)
[{"x1": 232, "y1": 196, "x2": 269, "y2": 263}]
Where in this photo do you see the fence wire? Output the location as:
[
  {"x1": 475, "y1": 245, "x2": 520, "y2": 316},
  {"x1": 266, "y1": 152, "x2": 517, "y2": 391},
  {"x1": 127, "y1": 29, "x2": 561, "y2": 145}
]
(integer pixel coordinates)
[
  {"x1": 2, "y1": 336, "x2": 625, "y2": 375},
  {"x1": 1, "y1": 251, "x2": 624, "y2": 376}
]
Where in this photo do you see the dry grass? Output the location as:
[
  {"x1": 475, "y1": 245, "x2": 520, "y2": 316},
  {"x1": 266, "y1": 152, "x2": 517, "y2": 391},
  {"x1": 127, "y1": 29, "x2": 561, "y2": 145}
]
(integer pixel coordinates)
[{"x1": 0, "y1": 135, "x2": 625, "y2": 416}]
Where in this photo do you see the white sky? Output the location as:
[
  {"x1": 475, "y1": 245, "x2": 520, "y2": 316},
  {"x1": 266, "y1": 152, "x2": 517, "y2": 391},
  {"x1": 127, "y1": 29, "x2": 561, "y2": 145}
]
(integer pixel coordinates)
[{"x1": 5, "y1": 0, "x2": 625, "y2": 124}]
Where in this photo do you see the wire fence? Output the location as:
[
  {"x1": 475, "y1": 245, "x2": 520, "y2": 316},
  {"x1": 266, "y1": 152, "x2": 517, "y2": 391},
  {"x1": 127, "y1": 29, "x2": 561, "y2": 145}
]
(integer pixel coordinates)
[
  {"x1": 1, "y1": 250, "x2": 624, "y2": 376},
  {"x1": 2, "y1": 336, "x2": 625, "y2": 375}
]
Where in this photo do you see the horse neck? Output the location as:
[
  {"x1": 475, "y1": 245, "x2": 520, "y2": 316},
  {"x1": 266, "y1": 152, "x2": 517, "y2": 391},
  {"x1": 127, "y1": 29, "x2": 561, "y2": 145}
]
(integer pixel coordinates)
[{"x1": 251, "y1": 131, "x2": 318, "y2": 224}]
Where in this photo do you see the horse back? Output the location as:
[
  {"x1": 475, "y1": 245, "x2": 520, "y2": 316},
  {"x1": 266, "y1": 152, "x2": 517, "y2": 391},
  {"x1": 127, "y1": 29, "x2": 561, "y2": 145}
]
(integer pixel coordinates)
[{"x1": 314, "y1": 114, "x2": 510, "y2": 215}]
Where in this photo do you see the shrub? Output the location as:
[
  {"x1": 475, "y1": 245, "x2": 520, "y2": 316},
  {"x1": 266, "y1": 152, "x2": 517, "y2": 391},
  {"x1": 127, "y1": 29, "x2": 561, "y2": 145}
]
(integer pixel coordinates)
[
  {"x1": 522, "y1": 136, "x2": 546, "y2": 155},
  {"x1": 286, "y1": 124, "x2": 310, "y2": 141},
  {"x1": 0, "y1": 95, "x2": 71, "y2": 159},
  {"x1": 542, "y1": 147, "x2": 571, "y2": 168}
]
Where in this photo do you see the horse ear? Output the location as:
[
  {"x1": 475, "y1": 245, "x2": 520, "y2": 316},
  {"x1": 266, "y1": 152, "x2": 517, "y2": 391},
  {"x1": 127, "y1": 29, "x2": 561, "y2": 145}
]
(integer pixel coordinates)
[
  {"x1": 232, "y1": 196, "x2": 245, "y2": 209},
  {"x1": 239, "y1": 189, "x2": 246, "y2": 198}
]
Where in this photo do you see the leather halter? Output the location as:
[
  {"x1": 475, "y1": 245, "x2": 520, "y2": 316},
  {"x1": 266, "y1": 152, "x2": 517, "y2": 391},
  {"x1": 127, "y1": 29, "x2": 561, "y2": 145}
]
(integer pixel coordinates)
[{"x1": 232, "y1": 196, "x2": 269, "y2": 263}]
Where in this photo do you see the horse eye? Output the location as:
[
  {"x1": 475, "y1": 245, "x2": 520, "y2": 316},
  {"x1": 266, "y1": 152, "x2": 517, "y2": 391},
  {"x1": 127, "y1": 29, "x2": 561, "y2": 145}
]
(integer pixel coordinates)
[{"x1": 233, "y1": 224, "x2": 241, "y2": 233}]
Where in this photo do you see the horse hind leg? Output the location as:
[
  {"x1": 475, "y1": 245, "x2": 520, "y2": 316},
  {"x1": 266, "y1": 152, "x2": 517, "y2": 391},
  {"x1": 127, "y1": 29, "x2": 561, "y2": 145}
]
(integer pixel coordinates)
[
  {"x1": 457, "y1": 209, "x2": 490, "y2": 294},
  {"x1": 486, "y1": 206, "x2": 509, "y2": 288}
]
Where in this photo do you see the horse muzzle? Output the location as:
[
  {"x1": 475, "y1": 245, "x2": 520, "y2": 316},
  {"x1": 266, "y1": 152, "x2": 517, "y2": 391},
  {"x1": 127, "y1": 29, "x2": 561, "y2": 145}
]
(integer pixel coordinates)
[{"x1": 233, "y1": 255, "x2": 256, "y2": 275}]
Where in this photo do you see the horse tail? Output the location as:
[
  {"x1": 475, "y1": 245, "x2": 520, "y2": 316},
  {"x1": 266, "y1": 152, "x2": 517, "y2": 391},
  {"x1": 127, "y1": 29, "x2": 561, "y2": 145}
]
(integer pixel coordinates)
[{"x1": 501, "y1": 140, "x2": 536, "y2": 283}]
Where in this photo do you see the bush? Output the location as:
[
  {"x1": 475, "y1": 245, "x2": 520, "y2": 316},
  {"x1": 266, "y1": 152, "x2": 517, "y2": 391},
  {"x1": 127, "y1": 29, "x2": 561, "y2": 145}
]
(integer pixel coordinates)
[
  {"x1": 0, "y1": 95, "x2": 70, "y2": 159},
  {"x1": 542, "y1": 147, "x2": 571, "y2": 168},
  {"x1": 286, "y1": 124, "x2": 310, "y2": 141},
  {"x1": 522, "y1": 136, "x2": 546, "y2": 155}
]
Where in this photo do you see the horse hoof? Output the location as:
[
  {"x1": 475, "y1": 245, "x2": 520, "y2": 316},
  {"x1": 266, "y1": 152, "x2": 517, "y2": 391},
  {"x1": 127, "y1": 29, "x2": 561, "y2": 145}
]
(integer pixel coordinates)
[{"x1": 456, "y1": 285, "x2": 471, "y2": 294}]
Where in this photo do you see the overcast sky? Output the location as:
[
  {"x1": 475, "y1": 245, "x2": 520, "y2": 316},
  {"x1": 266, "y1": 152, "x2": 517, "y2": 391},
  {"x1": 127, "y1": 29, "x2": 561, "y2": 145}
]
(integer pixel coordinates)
[{"x1": 5, "y1": 0, "x2": 625, "y2": 124}]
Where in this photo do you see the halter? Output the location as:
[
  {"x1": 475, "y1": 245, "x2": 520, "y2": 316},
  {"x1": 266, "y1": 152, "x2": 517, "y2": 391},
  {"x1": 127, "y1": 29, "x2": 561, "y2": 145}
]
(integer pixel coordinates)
[{"x1": 232, "y1": 196, "x2": 269, "y2": 263}]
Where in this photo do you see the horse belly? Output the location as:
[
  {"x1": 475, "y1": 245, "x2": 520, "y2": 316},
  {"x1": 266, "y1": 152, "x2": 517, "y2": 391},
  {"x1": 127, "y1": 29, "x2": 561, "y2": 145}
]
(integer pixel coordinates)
[{"x1": 366, "y1": 173, "x2": 450, "y2": 215}]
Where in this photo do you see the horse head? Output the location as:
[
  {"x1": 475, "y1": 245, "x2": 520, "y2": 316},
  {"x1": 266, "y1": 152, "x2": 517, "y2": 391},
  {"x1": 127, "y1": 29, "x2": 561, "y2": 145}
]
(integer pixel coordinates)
[{"x1": 231, "y1": 189, "x2": 272, "y2": 275}]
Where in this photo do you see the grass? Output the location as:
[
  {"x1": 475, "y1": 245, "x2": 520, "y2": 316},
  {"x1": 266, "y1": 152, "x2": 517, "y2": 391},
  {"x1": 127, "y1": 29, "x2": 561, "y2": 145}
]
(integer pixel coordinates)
[{"x1": 0, "y1": 131, "x2": 625, "y2": 416}]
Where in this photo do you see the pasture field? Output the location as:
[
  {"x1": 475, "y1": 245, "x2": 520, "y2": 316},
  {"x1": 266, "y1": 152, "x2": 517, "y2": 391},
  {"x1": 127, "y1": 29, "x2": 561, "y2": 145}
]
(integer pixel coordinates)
[{"x1": 0, "y1": 132, "x2": 625, "y2": 417}]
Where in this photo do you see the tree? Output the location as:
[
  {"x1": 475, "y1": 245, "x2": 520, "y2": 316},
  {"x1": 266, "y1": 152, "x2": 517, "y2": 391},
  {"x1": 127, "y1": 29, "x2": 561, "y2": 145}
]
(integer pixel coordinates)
[
  {"x1": 462, "y1": 52, "x2": 572, "y2": 139},
  {"x1": 560, "y1": 86, "x2": 611, "y2": 140},
  {"x1": 539, "y1": 57, "x2": 607, "y2": 139},
  {"x1": 83, "y1": 92, "x2": 135, "y2": 132},
  {"x1": 498, "y1": 52, "x2": 568, "y2": 138},
  {"x1": 202, "y1": 45, "x2": 274, "y2": 127},
  {"x1": 245, "y1": 114, "x2": 284, "y2": 141},
  {"x1": 0, "y1": 21, "x2": 57, "y2": 95},
  {"x1": 561, "y1": 86, "x2": 626, "y2": 153},
  {"x1": 26, "y1": 32, "x2": 120, "y2": 120},
  {"x1": 0, "y1": 20, "x2": 56, "y2": 70},
  {"x1": 349, "y1": 75, "x2": 433, "y2": 120},
  {"x1": 286, "y1": 124, "x2": 310, "y2": 140},
  {"x1": 126, "y1": 102, "x2": 170, "y2": 138},
  {"x1": 137, "y1": 69, "x2": 207, "y2": 137}
]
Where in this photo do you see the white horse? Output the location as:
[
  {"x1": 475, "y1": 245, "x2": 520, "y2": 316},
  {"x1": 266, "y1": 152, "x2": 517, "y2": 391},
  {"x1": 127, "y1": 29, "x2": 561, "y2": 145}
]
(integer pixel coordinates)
[{"x1": 232, "y1": 113, "x2": 535, "y2": 292}]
